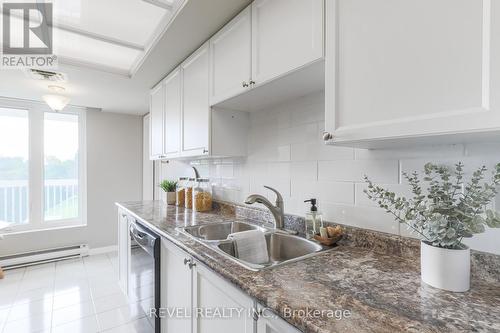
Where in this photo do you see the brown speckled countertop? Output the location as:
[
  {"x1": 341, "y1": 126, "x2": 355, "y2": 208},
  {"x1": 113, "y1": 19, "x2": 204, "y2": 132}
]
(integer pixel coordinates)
[{"x1": 116, "y1": 201, "x2": 500, "y2": 333}]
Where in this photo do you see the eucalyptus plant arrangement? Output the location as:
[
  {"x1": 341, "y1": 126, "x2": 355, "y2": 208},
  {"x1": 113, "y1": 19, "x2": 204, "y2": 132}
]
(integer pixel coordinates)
[
  {"x1": 159, "y1": 179, "x2": 177, "y2": 193},
  {"x1": 364, "y1": 162, "x2": 500, "y2": 249}
]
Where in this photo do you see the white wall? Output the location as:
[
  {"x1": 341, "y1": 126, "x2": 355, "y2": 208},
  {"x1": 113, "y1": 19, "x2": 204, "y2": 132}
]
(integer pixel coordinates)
[
  {"x1": 160, "y1": 91, "x2": 500, "y2": 255},
  {"x1": 0, "y1": 110, "x2": 142, "y2": 255}
]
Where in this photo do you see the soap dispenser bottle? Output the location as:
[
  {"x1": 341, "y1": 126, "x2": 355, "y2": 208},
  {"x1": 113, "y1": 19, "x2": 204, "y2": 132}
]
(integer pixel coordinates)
[{"x1": 304, "y1": 199, "x2": 323, "y2": 240}]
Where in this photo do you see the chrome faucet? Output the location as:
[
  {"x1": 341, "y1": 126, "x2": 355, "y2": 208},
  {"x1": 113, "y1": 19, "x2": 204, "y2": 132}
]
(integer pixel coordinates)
[{"x1": 245, "y1": 186, "x2": 285, "y2": 230}]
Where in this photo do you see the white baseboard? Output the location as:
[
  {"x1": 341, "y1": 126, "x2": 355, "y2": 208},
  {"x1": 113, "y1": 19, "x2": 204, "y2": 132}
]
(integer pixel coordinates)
[{"x1": 89, "y1": 245, "x2": 118, "y2": 256}]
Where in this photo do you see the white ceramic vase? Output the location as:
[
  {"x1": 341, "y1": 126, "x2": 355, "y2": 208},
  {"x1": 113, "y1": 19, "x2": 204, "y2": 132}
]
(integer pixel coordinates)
[
  {"x1": 164, "y1": 192, "x2": 176, "y2": 205},
  {"x1": 420, "y1": 241, "x2": 470, "y2": 292}
]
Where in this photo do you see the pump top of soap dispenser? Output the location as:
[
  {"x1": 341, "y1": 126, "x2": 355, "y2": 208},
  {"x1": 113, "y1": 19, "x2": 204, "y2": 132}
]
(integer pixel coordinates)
[{"x1": 304, "y1": 198, "x2": 318, "y2": 212}]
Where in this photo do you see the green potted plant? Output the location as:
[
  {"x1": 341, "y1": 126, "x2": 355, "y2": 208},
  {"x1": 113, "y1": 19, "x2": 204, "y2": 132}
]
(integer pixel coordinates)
[
  {"x1": 159, "y1": 180, "x2": 177, "y2": 205},
  {"x1": 364, "y1": 162, "x2": 500, "y2": 292}
]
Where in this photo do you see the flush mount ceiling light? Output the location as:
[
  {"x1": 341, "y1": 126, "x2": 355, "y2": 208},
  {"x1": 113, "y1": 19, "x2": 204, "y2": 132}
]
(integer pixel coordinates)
[{"x1": 42, "y1": 85, "x2": 70, "y2": 112}]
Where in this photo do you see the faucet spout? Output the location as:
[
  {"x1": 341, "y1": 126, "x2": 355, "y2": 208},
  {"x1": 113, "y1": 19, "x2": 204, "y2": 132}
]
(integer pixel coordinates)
[{"x1": 244, "y1": 186, "x2": 285, "y2": 230}]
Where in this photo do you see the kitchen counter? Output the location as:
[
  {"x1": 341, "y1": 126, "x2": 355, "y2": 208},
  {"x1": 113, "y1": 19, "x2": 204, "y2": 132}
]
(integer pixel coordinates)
[{"x1": 116, "y1": 201, "x2": 500, "y2": 333}]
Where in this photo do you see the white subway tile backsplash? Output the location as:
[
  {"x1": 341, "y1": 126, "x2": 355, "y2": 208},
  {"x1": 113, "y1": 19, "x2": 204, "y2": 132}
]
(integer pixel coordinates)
[
  {"x1": 248, "y1": 145, "x2": 291, "y2": 162},
  {"x1": 463, "y1": 227, "x2": 500, "y2": 254},
  {"x1": 278, "y1": 123, "x2": 318, "y2": 145},
  {"x1": 290, "y1": 180, "x2": 318, "y2": 200},
  {"x1": 317, "y1": 181, "x2": 355, "y2": 205},
  {"x1": 322, "y1": 203, "x2": 399, "y2": 235},
  {"x1": 318, "y1": 160, "x2": 399, "y2": 183},
  {"x1": 158, "y1": 92, "x2": 500, "y2": 254},
  {"x1": 290, "y1": 180, "x2": 354, "y2": 208},
  {"x1": 267, "y1": 162, "x2": 291, "y2": 179},
  {"x1": 290, "y1": 161, "x2": 318, "y2": 181},
  {"x1": 355, "y1": 183, "x2": 412, "y2": 207},
  {"x1": 291, "y1": 141, "x2": 354, "y2": 161},
  {"x1": 354, "y1": 144, "x2": 464, "y2": 160},
  {"x1": 216, "y1": 164, "x2": 234, "y2": 178},
  {"x1": 464, "y1": 142, "x2": 500, "y2": 157},
  {"x1": 400, "y1": 157, "x2": 499, "y2": 178}
]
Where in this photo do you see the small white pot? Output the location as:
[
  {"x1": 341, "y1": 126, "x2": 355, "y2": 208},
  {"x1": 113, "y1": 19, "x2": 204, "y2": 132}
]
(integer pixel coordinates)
[
  {"x1": 164, "y1": 192, "x2": 176, "y2": 205},
  {"x1": 420, "y1": 241, "x2": 470, "y2": 292}
]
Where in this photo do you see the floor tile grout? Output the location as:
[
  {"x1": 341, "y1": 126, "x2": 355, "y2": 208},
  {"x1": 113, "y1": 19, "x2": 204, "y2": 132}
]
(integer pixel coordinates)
[{"x1": 0, "y1": 252, "x2": 152, "y2": 333}]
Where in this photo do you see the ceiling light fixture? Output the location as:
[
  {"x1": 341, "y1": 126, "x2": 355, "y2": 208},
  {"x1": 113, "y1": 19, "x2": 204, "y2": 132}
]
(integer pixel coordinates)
[{"x1": 43, "y1": 85, "x2": 70, "y2": 112}]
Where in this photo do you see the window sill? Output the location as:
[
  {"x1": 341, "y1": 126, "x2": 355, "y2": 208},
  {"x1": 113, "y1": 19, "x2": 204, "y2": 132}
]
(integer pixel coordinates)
[{"x1": 0, "y1": 221, "x2": 86, "y2": 236}]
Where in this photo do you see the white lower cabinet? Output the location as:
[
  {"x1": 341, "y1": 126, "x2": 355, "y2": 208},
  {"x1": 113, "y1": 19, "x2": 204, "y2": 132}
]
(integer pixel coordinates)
[
  {"x1": 160, "y1": 238, "x2": 254, "y2": 333},
  {"x1": 119, "y1": 216, "x2": 303, "y2": 333},
  {"x1": 256, "y1": 305, "x2": 302, "y2": 333},
  {"x1": 160, "y1": 239, "x2": 192, "y2": 333},
  {"x1": 117, "y1": 210, "x2": 130, "y2": 294},
  {"x1": 192, "y1": 263, "x2": 254, "y2": 333}
]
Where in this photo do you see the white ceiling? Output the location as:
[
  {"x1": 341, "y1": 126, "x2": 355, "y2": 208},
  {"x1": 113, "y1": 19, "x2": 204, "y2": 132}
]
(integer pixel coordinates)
[
  {"x1": 0, "y1": 0, "x2": 174, "y2": 73},
  {"x1": 0, "y1": 0, "x2": 251, "y2": 115}
]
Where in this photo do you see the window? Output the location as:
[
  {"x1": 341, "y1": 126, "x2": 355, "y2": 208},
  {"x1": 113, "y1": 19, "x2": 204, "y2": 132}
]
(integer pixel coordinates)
[
  {"x1": 0, "y1": 99, "x2": 86, "y2": 232},
  {"x1": 0, "y1": 108, "x2": 29, "y2": 225},
  {"x1": 44, "y1": 113, "x2": 79, "y2": 221}
]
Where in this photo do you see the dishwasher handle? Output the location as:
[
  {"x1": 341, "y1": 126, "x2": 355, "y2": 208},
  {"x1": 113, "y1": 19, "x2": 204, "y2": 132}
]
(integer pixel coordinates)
[{"x1": 130, "y1": 221, "x2": 156, "y2": 257}]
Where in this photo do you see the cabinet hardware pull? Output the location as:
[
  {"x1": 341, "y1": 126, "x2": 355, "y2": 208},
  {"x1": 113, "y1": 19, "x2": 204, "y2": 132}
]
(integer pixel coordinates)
[
  {"x1": 202, "y1": 149, "x2": 208, "y2": 154},
  {"x1": 249, "y1": 80, "x2": 256, "y2": 85},
  {"x1": 252, "y1": 308, "x2": 263, "y2": 321},
  {"x1": 184, "y1": 258, "x2": 191, "y2": 266},
  {"x1": 242, "y1": 81, "x2": 249, "y2": 87},
  {"x1": 323, "y1": 132, "x2": 334, "y2": 141},
  {"x1": 188, "y1": 262, "x2": 196, "y2": 269}
]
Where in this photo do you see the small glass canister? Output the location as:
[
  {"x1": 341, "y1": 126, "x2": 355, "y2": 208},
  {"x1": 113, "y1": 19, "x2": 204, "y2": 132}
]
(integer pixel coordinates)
[
  {"x1": 193, "y1": 178, "x2": 213, "y2": 212},
  {"x1": 176, "y1": 177, "x2": 188, "y2": 207},
  {"x1": 185, "y1": 178, "x2": 195, "y2": 210}
]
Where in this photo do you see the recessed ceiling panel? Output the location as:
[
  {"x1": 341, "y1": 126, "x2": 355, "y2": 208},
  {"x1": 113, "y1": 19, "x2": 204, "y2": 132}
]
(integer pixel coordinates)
[
  {"x1": 52, "y1": 0, "x2": 168, "y2": 47},
  {"x1": 0, "y1": 0, "x2": 183, "y2": 73}
]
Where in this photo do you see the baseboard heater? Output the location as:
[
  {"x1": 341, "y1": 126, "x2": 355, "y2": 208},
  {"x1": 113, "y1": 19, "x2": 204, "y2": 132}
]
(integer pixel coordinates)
[{"x1": 0, "y1": 244, "x2": 89, "y2": 270}]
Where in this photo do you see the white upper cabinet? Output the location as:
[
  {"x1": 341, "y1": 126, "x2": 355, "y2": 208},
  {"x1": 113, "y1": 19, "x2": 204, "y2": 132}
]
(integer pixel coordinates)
[
  {"x1": 182, "y1": 43, "x2": 210, "y2": 157},
  {"x1": 150, "y1": 82, "x2": 165, "y2": 159},
  {"x1": 251, "y1": 0, "x2": 324, "y2": 86},
  {"x1": 209, "y1": 6, "x2": 252, "y2": 105},
  {"x1": 325, "y1": 0, "x2": 500, "y2": 147},
  {"x1": 164, "y1": 68, "x2": 182, "y2": 158}
]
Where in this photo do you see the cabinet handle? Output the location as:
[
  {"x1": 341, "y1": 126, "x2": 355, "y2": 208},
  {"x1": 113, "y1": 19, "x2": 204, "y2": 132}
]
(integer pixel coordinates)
[
  {"x1": 242, "y1": 81, "x2": 249, "y2": 88},
  {"x1": 252, "y1": 308, "x2": 263, "y2": 321},
  {"x1": 249, "y1": 80, "x2": 256, "y2": 85},
  {"x1": 323, "y1": 132, "x2": 334, "y2": 141},
  {"x1": 184, "y1": 258, "x2": 191, "y2": 266},
  {"x1": 202, "y1": 149, "x2": 208, "y2": 154},
  {"x1": 188, "y1": 262, "x2": 196, "y2": 269}
]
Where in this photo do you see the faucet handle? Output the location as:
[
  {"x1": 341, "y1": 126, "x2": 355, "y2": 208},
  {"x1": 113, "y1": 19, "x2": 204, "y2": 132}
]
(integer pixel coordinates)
[{"x1": 263, "y1": 185, "x2": 283, "y2": 205}]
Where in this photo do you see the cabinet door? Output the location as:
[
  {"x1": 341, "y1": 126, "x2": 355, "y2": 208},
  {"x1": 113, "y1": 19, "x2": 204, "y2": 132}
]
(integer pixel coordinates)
[
  {"x1": 256, "y1": 306, "x2": 301, "y2": 333},
  {"x1": 164, "y1": 68, "x2": 182, "y2": 158},
  {"x1": 251, "y1": 0, "x2": 324, "y2": 85},
  {"x1": 209, "y1": 5, "x2": 252, "y2": 105},
  {"x1": 193, "y1": 262, "x2": 254, "y2": 333},
  {"x1": 161, "y1": 239, "x2": 192, "y2": 333},
  {"x1": 150, "y1": 82, "x2": 165, "y2": 159},
  {"x1": 325, "y1": 0, "x2": 494, "y2": 147},
  {"x1": 181, "y1": 43, "x2": 210, "y2": 157},
  {"x1": 118, "y1": 211, "x2": 130, "y2": 294}
]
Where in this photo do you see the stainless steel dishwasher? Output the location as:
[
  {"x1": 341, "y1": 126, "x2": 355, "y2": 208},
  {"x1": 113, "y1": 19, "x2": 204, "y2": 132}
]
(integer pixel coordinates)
[{"x1": 129, "y1": 219, "x2": 160, "y2": 333}]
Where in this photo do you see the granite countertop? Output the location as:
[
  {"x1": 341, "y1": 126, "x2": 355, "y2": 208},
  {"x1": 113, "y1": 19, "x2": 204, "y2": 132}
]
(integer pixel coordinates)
[{"x1": 116, "y1": 201, "x2": 500, "y2": 333}]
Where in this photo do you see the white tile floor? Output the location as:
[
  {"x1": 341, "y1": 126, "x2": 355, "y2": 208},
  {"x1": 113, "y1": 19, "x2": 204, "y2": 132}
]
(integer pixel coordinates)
[{"x1": 0, "y1": 252, "x2": 154, "y2": 333}]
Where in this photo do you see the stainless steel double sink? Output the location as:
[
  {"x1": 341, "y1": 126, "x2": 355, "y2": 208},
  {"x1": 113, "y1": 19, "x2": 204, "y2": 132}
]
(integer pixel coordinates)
[{"x1": 177, "y1": 221, "x2": 331, "y2": 271}]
